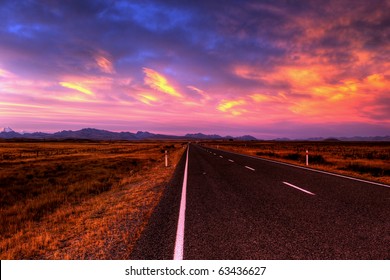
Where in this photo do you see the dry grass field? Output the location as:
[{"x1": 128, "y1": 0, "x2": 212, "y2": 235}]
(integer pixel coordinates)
[
  {"x1": 204, "y1": 141, "x2": 390, "y2": 185},
  {"x1": 0, "y1": 140, "x2": 185, "y2": 259}
]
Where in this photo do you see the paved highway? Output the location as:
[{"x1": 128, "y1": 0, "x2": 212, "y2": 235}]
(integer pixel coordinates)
[{"x1": 131, "y1": 144, "x2": 390, "y2": 259}]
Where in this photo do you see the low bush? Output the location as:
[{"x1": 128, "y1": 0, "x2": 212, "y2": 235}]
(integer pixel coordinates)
[
  {"x1": 283, "y1": 153, "x2": 302, "y2": 161},
  {"x1": 343, "y1": 163, "x2": 390, "y2": 177},
  {"x1": 309, "y1": 154, "x2": 328, "y2": 165},
  {"x1": 256, "y1": 151, "x2": 279, "y2": 157}
]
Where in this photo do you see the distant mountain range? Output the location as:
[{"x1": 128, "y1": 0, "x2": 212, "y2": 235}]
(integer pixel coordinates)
[
  {"x1": 276, "y1": 136, "x2": 390, "y2": 141},
  {"x1": 0, "y1": 127, "x2": 257, "y2": 141},
  {"x1": 1, "y1": 127, "x2": 389, "y2": 141}
]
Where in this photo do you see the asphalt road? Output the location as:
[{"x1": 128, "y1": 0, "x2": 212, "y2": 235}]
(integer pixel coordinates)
[{"x1": 131, "y1": 144, "x2": 390, "y2": 259}]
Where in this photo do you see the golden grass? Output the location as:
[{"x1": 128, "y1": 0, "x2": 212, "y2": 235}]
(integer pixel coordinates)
[
  {"x1": 0, "y1": 141, "x2": 185, "y2": 259},
  {"x1": 204, "y1": 141, "x2": 390, "y2": 185}
]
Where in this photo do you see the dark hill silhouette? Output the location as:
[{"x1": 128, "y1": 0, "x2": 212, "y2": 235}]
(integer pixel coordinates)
[{"x1": 0, "y1": 128, "x2": 257, "y2": 141}]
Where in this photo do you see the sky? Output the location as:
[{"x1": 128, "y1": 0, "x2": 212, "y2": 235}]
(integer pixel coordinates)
[{"x1": 0, "y1": 0, "x2": 389, "y2": 139}]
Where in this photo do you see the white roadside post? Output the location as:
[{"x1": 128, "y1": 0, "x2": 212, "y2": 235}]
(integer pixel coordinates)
[
  {"x1": 165, "y1": 150, "x2": 168, "y2": 167},
  {"x1": 306, "y1": 149, "x2": 309, "y2": 166}
]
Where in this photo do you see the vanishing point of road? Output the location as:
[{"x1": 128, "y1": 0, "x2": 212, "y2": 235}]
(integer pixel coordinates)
[{"x1": 131, "y1": 144, "x2": 390, "y2": 259}]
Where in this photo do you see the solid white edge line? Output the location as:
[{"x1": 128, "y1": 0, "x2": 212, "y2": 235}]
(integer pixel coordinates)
[
  {"x1": 245, "y1": 166, "x2": 255, "y2": 171},
  {"x1": 210, "y1": 148, "x2": 390, "y2": 189},
  {"x1": 283, "y1": 181, "x2": 315, "y2": 195},
  {"x1": 173, "y1": 145, "x2": 190, "y2": 260}
]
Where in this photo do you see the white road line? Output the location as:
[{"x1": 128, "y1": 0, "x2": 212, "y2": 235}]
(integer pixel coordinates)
[
  {"x1": 283, "y1": 182, "x2": 315, "y2": 195},
  {"x1": 228, "y1": 159, "x2": 234, "y2": 162},
  {"x1": 245, "y1": 166, "x2": 255, "y2": 171},
  {"x1": 173, "y1": 145, "x2": 190, "y2": 260},
  {"x1": 213, "y1": 149, "x2": 390, "y2": 189},
  {"x1": 219, "y1": 155, "x2": 223, "y2": 158},
  {"x1": 214, "y1": 153, "x2": 216, "y2": 155}
]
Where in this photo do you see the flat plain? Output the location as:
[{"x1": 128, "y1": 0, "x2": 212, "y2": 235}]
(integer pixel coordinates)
[{"x1": 0, "y1": 140, "x2": 185, "y2": 259}]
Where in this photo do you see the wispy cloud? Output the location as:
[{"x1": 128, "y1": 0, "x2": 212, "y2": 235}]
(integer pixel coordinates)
[
  {"x1": 217, "y1": 99, "x2": 247, "y2": 116},
  {"x1": 187, "y1": 85, "x2": 211, "y2": 101},
  {"x1": 136, "y1": 93, "x2": 160, "y2": 105},
  {"x1": 142, "y1": 68, "x2": 183, "y2": 98},
  {"x1": 0, "y1": 68, "x2": 17, "y2": 78},
  {"x1": 59, "y1": 82, "x2": 94, "y2": 96},
  {"x1": 94, "y1": 52, "x2": 115, "y2": 74}
]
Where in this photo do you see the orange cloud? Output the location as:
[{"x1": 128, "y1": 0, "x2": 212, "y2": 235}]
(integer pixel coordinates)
[
  {"x1": 250, "y1": 93, "x2": 272, "y2": 103},
  {"x1": 217, "y1": 99, "x2": 247, "y2": 116},
  {"x1": 311, "y1": 79, "x2": 358, "y2": 101},
  {"x1": 285, "y1": 68, "x2": 323, "y2": 87},
  {"x1": 136, "y1": 93, "x2": 160, "y2": 105},
  {"x1": 365, "y1": 73, "x2": 388, "y2": 88},
  {"x1": 286, "y1": 73, "x2": 389, "y2": 122},
  {"x1": 59, "y1": 82, "x2": 94, "y2": 96},
  {"x1": 143, "y1": 68, "x2": 183, "y2": 98},
  {"x1": 234, "y1": 63, "x2": 331, "y2": 89},
  {"x1": 232, "y1": 58, "x2": 390, "y2": 124},
  {"x1": 94, "y1": 54, "x2": 115, "y2": 74}
]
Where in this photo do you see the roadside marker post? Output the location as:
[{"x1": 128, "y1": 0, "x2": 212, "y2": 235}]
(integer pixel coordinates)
[
  {"x1": 165, "y1": 150, "x2": 168, "y2": 167},
  {"x1": 306, "y1": 150, "x2": 309, "y2": 166}
]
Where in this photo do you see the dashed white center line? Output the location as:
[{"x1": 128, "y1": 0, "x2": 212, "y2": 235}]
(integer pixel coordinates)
[
  {"x1": 214, "y1": 153, "x2": 216, "y2": 155},
  {"x1": 245, "y1": 166, "x2": 255, "y2": 171},
  {"x1": 219, "y1": 155, "x2": 223, "y2": 158},
  {"x1": 282, "y1": 181, "x2": 315, "y2": 196},
  {"x1": 228, "y1": 159, "x2": 234, "y2": 162}
]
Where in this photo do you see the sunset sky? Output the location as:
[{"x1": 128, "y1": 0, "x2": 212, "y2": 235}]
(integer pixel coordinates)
[{"x1": 0, "y1": 0, "x2": 389, "y2": 139}]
